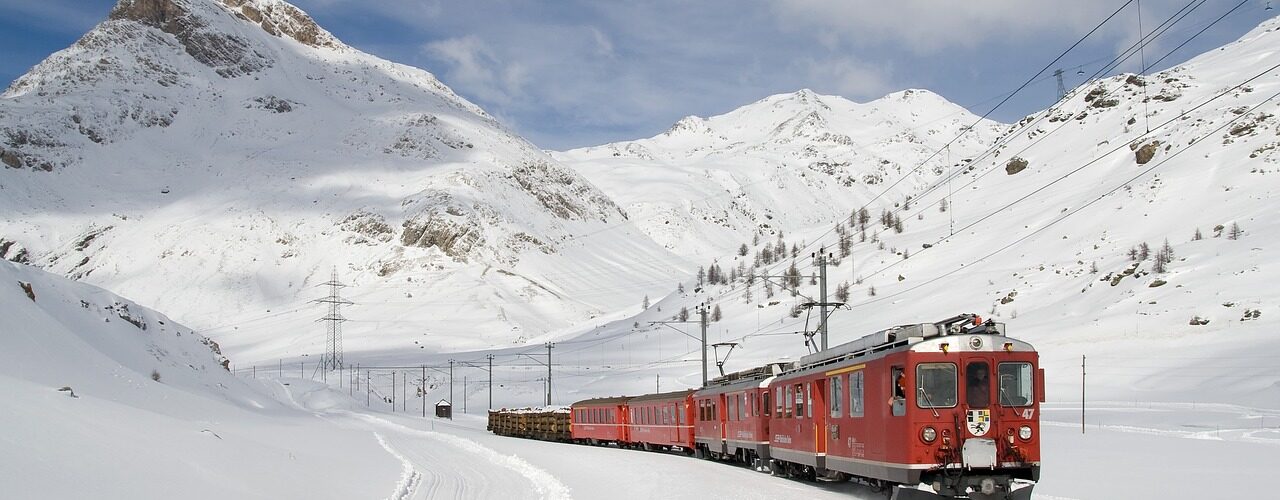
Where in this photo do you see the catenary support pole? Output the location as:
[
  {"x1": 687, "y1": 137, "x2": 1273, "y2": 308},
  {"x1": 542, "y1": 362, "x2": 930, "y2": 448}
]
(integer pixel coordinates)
[
  {"x1": 546, "y1": 343, "x2": 555, "y2": 406},
  {"x1": 819, "y1": 247, "x2": 829, "y2": 351},
  {"x1": 392, "y1": 371, "x2": 396, "y2": 412},
  {"x1": 1082, "y1": 355, "x2": 1086, "y2": 434},
  {"x1": 700, "y1": 304, "x2": 708, "y2": 387},
  {"x1": 422, "y1": 365, "x2": 426, "y2": 418},
  {"x1": 487, "y1": 354, "x2": 494, "y2": 410}
]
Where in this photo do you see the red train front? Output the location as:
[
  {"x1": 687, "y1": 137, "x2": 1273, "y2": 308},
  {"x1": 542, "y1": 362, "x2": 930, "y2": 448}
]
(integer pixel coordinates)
[{"x1": 767, "y1": 314, "x2": 1042, "y2": 500}]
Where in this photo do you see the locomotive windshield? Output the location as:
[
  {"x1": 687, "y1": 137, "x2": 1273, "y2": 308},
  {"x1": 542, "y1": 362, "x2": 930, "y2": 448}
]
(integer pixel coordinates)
[
  {"x1": 966, "y1": 361, "x2": 991, "y2": 408},
  {"x1": 999, "y1": 362, "x2": 1035, "y2": 406},
  {"x1": 916, "y1": 363, "x2": 957, "y2": 408}
]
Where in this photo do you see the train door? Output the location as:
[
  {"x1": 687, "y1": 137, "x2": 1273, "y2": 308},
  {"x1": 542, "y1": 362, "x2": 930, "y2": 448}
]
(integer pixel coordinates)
[
  {"x1": 826, "y1": 373, "x2": 842, "y2": 457},
  {"x1": 814, "y1": 379, "x2": 828, "y2": 456}
]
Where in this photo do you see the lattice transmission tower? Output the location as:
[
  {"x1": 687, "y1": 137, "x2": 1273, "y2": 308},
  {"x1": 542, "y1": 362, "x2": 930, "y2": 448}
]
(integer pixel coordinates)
[{"x1": 315, "y1": 267, "x2": 352, "y2": 371}]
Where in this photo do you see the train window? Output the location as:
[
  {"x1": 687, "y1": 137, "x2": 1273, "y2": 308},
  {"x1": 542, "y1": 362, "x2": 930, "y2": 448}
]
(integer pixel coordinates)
[
  {"x1": 805, "y1": 384, "x2": 813, "y2": 418},
  {"x1": 739, "y1": 394, "x2": 747, "y2": 420},
  {"x1": 831, "y1": 376, "x2": 843, "y2": 418},
  {"x1": 850, "y1": 371, "x2": 864, "y2": 417},
  {"x1": 680, "y1": 404, "x2": 687, "y2": 425},
  {"x1": 728, "y1": 395, "x2": 737, "y2": 422},
  {"x1": 753, "y1": 393, "x2": 760, "y2": 417},
  {"x1": 916, "y1": 363, "x2": 959, "y2": 408},
  {"x1": 763, "y1": 391, "x2": 771, "y2": 416},
  {"x1": 966, "y1": 361, "x2": 991, "y2": 408},
  {"x1": 784, "y1": 386, "x2": 793, "y2": 417},
  {"x1": 998, "y1": 362, "x2": 1034, "y2": 407},
  {"x1": 794, "y1": 383, "x2": 805, "y2": 418}
]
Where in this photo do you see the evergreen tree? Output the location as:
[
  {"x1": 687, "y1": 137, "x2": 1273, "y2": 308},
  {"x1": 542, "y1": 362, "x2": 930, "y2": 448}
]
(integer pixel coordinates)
[
  {"x1": 678, "y1": 306, "x2": 690, "y2": 322},
  {"x1": 744, "y1": 285, "x2": 753, "y2": 304},
  {"x1": 868, "y1": 285, "x2": 877, "y2": 296},
  {"x1": 677, "y1": 283, "x2": 685, "y2": 293},
  {"x1": 858, "y1": 208, "x2": 871, "y2": 230},
  {"x1": 738, "y1": 243, "x2": 749, "y2": 256},
  {"x1": 697, "y1": 266, "x2": 705, "y2": 286},
  {"x1": 893, "y1": 214, "x2": 904, "y2": 234},
  {"x1": 939, "y1": 198, "x2": 948, "y2": 212},
  {"x1": 835, "y1": 281, "x2": 850, "y2": 302},
  {"x1": 1228, "y1": 222, "x2": 1243, "y2": 240},
  {"x1": 642, "y1": 295, "x2": 650, "y2": 310},
  {"x1": 765, "y1": 279, "x2": 775, "y2": 298},
  {"x1": 712, "y1": 304, "x2": 723, "y2": 321},
  {"x1": 1192, "y1": 228, "x2": 1203, "y2": 241},
  {"x1": 1138, "y1": 242, "x2": 1150, "y2": 261}
]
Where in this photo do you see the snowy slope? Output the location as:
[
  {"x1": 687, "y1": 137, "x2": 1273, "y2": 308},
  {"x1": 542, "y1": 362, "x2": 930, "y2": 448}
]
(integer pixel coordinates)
[
  {"x1": 0, "y1": 0, "x2": 685, "y2": 358},
  {"x1": 554, "y1": 88, "x2": 1004, "y2": 260}
]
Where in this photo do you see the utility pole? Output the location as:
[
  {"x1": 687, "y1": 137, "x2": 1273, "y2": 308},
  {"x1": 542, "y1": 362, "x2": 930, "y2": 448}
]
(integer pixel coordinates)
[
  {"x1": 402, "y1": 371, "x2": 407, "y2": 412},
  {"x1": 649, "y1": 310, "x2": 708, "y2": 387},
  {"x1": 656, "y1": 374, "x2": 660, "y2": 393},
  {"x1": 464, "y1": 376, "x2": 468, "y2": 414},
  {"x1": 1082, "y1": 355, "x2": 1087, "y2": 434},
  {"x1": 421, "y1": 365, "x2": 426, "y2": 418},
  {"x1": 392, "y1": 371, "x2": 396, "y2": 412},
  {"x1": 698, "y1": 303, "x2": 708, "y2": 387},
  {"x1": 315, "y1": 267, "x2": 352, "y2": 372},
  {"x1": 816, "y1": 247, "x2": 830, "y2": 351},
  {"x1": 487, "y1": 354, "x2": 494, "y2": 410},
  {"x1": 545, "y1": 343, "x2": 555, "y2": 406},
  {"x1": 449, "y1": 359, "x2": 455, "y2": 406},
  {"x1": 366, "y1": 371, "x2": 370, "y2": 407}
]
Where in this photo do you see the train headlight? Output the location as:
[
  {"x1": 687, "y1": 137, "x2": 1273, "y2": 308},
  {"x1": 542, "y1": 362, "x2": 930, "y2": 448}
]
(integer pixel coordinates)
[
  {"x1": 1019, "y1": 425, "x2": 1033, "y2": 440},
  {"x1": 922, "y1": 426, "x2": 937, "y2": 443}
]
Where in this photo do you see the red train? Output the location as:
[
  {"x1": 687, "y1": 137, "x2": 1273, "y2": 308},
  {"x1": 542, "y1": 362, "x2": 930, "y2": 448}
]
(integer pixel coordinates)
[{"x1": 512, "y1": 314, "x2": 1041, "y2": 500}]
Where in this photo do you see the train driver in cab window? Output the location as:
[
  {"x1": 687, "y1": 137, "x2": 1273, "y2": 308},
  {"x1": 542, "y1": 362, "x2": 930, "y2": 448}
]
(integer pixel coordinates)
[{"x1": 889, "y1": 367, "x2": 906, "y2": 416}]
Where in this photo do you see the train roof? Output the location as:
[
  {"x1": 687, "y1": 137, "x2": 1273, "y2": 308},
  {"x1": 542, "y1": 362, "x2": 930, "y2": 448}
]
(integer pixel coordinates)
[
  {"x1": 571, "y1": 396, "x2": 632, "y2": 407},
  {"x1": 696, "y1": 362, "x2": 791, "y2": 394},
  {"x1": 628, "y1": 389, "x2": 695, "y2": 403},
  {"x1": 784, "y1": 313, "x2": 1031, "y2": 375}
]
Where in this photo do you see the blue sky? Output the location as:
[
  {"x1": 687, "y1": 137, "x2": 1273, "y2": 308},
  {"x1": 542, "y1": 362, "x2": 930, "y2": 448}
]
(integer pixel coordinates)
[{"x1": 0, "y1": 0, "x2": 1274, "y2": 149}]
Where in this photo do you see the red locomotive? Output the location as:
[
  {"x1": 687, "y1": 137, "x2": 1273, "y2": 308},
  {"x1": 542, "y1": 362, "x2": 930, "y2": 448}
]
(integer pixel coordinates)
[{"x1": 499, "y1": 314, "x2": 1042, "y2": 500}]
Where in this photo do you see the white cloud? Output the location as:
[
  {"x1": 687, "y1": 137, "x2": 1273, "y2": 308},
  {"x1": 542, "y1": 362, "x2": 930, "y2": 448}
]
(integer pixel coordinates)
[
  {"x1": 422, "y1": 35, "x2": 526, "y2": 105},
  {"x1": 771, "y1": 0, "x2": 1174, "y2": 54},
  {"x1": 795, "y1": 56, "x2": 894, "y2": 100}
]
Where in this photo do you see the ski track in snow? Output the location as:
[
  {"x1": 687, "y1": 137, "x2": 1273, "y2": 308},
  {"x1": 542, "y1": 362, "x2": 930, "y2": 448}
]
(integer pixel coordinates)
[
  {"x1": 351, "y1": 413, "x2": 573, "y2": 500},
  {"x1": 374, "y1": 432, "x2": 423, "y2": 500}
]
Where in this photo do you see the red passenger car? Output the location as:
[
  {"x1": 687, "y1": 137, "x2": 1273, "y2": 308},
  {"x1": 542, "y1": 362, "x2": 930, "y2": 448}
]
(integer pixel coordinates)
[
  {"x1": 692, "y1": 363, "x2": 787, "y2": 466},
  {"x1": 768, "y1": 314, "x2": 1042, "y2": 500},
  {"x1": 625, "y1": 390, "x2": 695, "y2": 451},
  {"x1": 570, "y1": 396, "x2": 629, "y2": 445}
]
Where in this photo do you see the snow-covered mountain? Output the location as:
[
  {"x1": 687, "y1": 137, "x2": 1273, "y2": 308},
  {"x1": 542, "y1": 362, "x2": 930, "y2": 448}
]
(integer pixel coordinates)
[
  {"x1": 554, "y1": 88, "x2": 1005, "y2": 260},
  {"x1": 0, "y1": 0, "x2": 684, "y2": 358},
  {"x1": 558, "y1": 16, "x2": 1280, "y2": 409}
]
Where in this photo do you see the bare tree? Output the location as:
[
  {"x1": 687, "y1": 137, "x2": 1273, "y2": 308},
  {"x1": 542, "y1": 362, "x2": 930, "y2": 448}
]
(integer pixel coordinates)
[{"x1": 1228, "y1": 222, "x2": 1243, "y2": 240}]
